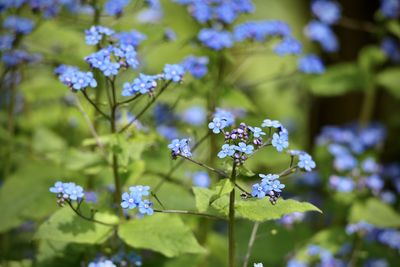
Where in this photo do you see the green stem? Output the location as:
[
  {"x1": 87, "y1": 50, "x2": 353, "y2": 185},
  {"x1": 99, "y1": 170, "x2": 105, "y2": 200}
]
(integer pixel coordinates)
[
  {"x1": 119, "y1": 81, "x2": 172, "y2": 133},
  {"x1": 228, "y1": 163, "x2": 237, "y2": 267},
  {"x1": 359, "y1": 85, "x2": 376, "y2": 129},
  {"x1": 109, "y1": 78, "x2": 122, "y2": 212},
  {"x1": 67, "y1": 200, "x2": 115, "y2": 227},
  {"x1": 179, "y1": 155, "x2": 227, "y2": 177},
  {"x1": 154, "y1": 209, "x2": 225, "y2": 220},
  {"x1": 242, "y1": 222, "x2": 260, "y2": 267}
]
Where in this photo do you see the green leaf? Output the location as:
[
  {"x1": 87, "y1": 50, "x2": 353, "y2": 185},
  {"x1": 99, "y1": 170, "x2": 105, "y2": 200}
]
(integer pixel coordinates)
[
  {"x1": 214, "y1": 179, "x2": 234, "y2": 197},
  {"x1": 376, "y1": 68, "x2": 400, "y2": 98},
  {"x1": 386, "y1": 20, "x2": 400, "y2": 38},
  {"x1": 118, "y1": 213, "x2": 206, "y2": 257},
  {"x1": 0, "y1": 163, "x2": 65, "y2": 233},
  {"x1": 0, "y1": 260, "x2": 32, "y2": 267},
  {"x1": 222, "y1": 89, "x2": 255, "y2": 112},
  {"x1": 235, "y1": 198, "x2": 322, "y2": 222},
  {"x1": 193, "y1": 187, "x2": 215, "y2": 212},
  {"x1": 358, "y1": 46, "x2": 386, "y2": 71},
  {"x1": 349, "y1": 198, "x2": 400, "y2": 228},
  {"x1": 35, "y1": 208, "x2": 116, "y2": 244},
  {"x1": 306, "y1": 63, "x2": 367, "y2": 96}
]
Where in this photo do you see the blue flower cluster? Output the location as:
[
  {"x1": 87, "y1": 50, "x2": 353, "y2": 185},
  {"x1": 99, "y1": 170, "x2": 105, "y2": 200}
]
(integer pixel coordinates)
[
  {"x1": 174, "y1": 0, "x2": 254, "y2": 25},
  {"x1": 233, "y1": 20, "x2": 291, "y2": 42},
  {"x1": 251, "y1": 174, "x2": 285, "y2": 204},
  {"x1": 2, "y1": 49, "x2": 40, "y2": 67},
  {"x1": 3, "y1": 16, "x2": 34, "y2": 35},
  {"x1": 380, "y1": 0, "x2": 400, "y2": 19},
  {"x1": 273, "y1": 37, "x2": 302, "y2": 56},
  {"x1": 56, "y1": 65, "x2": 97, "y2": 91},
  {"x1": 122, "y1": 74, "x2": 160, "y2": 96},
  {"x1": 49, "y1": 181, "x2": 85, "y2": 206},
  {"x1": 198, "y1": 28, "x2": 233, "y2": 50},
  {"x1": 181, "y1": 106, "x2": 207, "y2": 126},
  {"x1": 104, "y1": 0, "x2": 131, "y2": 16},
  {"x1": 0, "y1": 0, "x2": 82, "y2": 18},
  {"x1": 110, "y1": 250, "x2": 142, "y2": 266},
  {"x1": 85, "y1": 26, "x2": 115, "y2": 46},
  {"x1": 304, "y1": 0, "x2": 341, "y2": 53},
  {"x1": 88, "y1": 259, "x2": 116, "y2": 267},
  {"x1": 120, "y1": 185, "x2": 154, "y2": 216},
  {"x1": 168, "y1": 138, "x2": 192, "y2": 159},
  {"x1": 182, "y1": 55, "x2": 209, "y2": 78},
  {"x1": 317, "y1": 124, "x2": 398, "y2": 202},
  {"x1": 163, "y1": 64, "x2": 185, "y2": 83},
  {"x1": 114, "y1": 30, "x2": 147, "y2": 47}
]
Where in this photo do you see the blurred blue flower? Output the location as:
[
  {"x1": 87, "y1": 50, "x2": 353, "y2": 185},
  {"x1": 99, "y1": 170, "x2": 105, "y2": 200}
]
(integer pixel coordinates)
[
  {"x1": 381, "y1": 37, "x2": 400, "y2": 63},
  {"x1": 380, "y1": 0, "x2": 400, "y2": 19},
  {"x1": 182, "y1": 55, "x2": 209, "y2": 78},
  {"x1": 198, "y1": 28, "x2": 233, "y2": 50},
  {"x1": 104, "y1": 0, "x2": 130, "y2": 16},
  {"x1": 114, "y1": 30, "x2": 147, "y2": 47},
  {"x1": 329, "y1": 175, "x2": 355, "y2": 192},
  {"x1": 3, "y1": 16, "x2": 34, "y2": 35},
  {"x1": 181, "y1": 106, "x2": 206, "y2": 126},
  {"x1": 163, "y1": 64, "x2": 185, "y2": 83},
  {"x1": 305, "y1": 20, "x2": 338, "y2": 52},
  {"x1": 192, "y1": 171, "x2": 210, "y2": 188},
  {"x1": 274, "y1": 37, "x2": 302, "y2": 56},
  {"x1": 311, "y1": 0, "x2": 341, "y2": 24},
  {"x1": 298, "y1": 54, "x2": 325, "y2": 74}
]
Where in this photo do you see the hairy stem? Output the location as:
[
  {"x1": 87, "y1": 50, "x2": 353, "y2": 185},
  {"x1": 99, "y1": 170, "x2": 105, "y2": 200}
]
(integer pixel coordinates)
[
  {"x1": 119, "y1": 81, "x2": 172, "y2": 133},
  {"x1": 242, "y1": 222, "x2": 260, "y2": 267},
  {"x1": 228, "y1": 163, "x2": 237, "y2": 267},
  {"x1": 154, "y1": 209, "x2": 225, "y2": 220}
]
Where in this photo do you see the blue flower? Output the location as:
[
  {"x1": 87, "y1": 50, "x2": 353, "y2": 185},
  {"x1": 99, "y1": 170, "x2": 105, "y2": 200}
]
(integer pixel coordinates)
[
  {"x1": 333, "y1": 153, "x2": 357, "y2": 171},
  {"x1": 249, "y1": 127, "x2": 266, "y2": 138},
  {"x1": 114, "y1": 45, "x2": 139, "y2": 69},
  {"x1": 138, "y1": 200, "x2": 154, "y2": 215},
  {"x1": 49, "y1": 181, "x2": 65, "y2": 195},
  {"x1": 168, "y1": 138, "x2": 192, "y2": 157},
  {"x1": 259, "y1": 174, "x2": 279, "y2": 184},
  {"x1": 0, "y1": 34, "x2": 14, "y2": 51},
  {"x1": 104, "y1": 0, "x2": 130, "y2": 16},
  {"x1": 84, "y1": 26, "x2": 114, "y2": 46},
  {"x1": 3, "y1": 16, "x2": 34, "y2": 35},
  {"x1": 235, "y1": 142, "x2": 254, "y2": 155},
  {"x1": 190, "y1": 2, "x2": 212, "y2": 23},
  {"x1": 198, "y1": 28, "x2": 233, "y2": 50},
  {"x1": 233, "y1": 20, "x2": 291, "y2": 42},
  {"x1": 287, "y1": 258, "x2": 307, "y2": 267},
  {"x1": 218, "y1": 144, "x2": 236, "y2": 158},
  {"x1": 274, "y1": 37, "x2": 302, "y2": 56},
  {"x1": 272, "y1": 132, "x2": 289, "y2": 152},
  {"x1": 329, "y1": 175, "x2": 355, "y2": 192},
  {"x1": 381, "y1": 37, "x2": 400, "y2": 63},
  {"x1": 298, "y1": 54, "x2": 325, "y2": 74},
  {"x1": 122, "y1": 74, "x2": 159, "y2": 96},
  {"x1": 366, "y1": 174, "x2": 384, "y2": 192},
  {"x1": 114, "y1": 30, "x2": 147, "y2": 48},
  {"x1": 58, "y1": 66, "x2": 97, "y2": 90},
  {"x1": 129, "y1": 185, "x2": 150, "y2": 197},
  {"x1": 378, "y1": 229, "x2": 400, "y2": 249},
  {"x1": 120, "y1": 192, "x2": 140, "y2": 209},
  {"x1": 88, "y1": 259, "x2": 117, "y2": 267},
  {"x1": 64, "y1": 182, "x2": 85, "y2": 200},
  {"x1": 269, "y1": 179, "x2": 285, "y2": 192},
  {"x1": 182, "y1": 56, "x2": 209, "y2": 78},
  {"x1": 215, "y1": 3, "x2": 237, "y2": 24},
  {"x1": 305, "y1": 20, "x2": 338, "y2": 52},
  {"x1": 297, "y1": 153, "x2": 316, "y2": 172},
  {"x1": 214, "y1": 108, "x2": 235, "y2": 126},
  {"x1": 208, "y1": 117, "x2": 227, "y2": 134},
  {"x1": 261, "y1": 119, "x2": 281, "y2": 128},
  {"x1": 251, "y1": 183, "x2": 267, "y2": 199},
  {"x1": 181, "y1": 106, "x2": 206, "y2": 126},
  {"x1": 163, "y1": 64, "x2": 185, "y2": 83},
  {"x1": 157, "y1": 125, "x2": 179, "y2": 140},
  {"x1": 380, "y1": 0, "x2": 400, "y2": 19},
  {"x1": 192, "y1": 171, "x2": 210, "y2": 188},
  {"x1": 254, "y1": 263, "x2": 263, "y2": 267},
  {"x1": 311, "y1": 0, "x2": 342, "y2": 25}
]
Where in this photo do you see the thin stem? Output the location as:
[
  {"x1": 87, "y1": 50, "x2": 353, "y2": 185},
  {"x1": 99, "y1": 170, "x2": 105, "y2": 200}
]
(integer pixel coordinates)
[
  {"x1": 67, "y1": 201, "x2": 116, "y2": 227},
  {"x1": 119, "y1": 81, "x2": 172, "y2": 133},
  {"x1": 228, "y1": 163, "x2": 237, "y2": 267},
  {"x1": 154, "y1": 209, "x2": 225, "y2": 220},
  {"x1": 152, "y1": 132, "x2": 211, "y2": 192},
  {"x1": 151, "y1": 191, "x2": 166, "y2": 210},
  {"x1": 73, "y1": 94, "x2": 105, "y2": 151},
  {"x1": 242, "y1": 222, "x2": 260, "y2": 267},
  {"x1": 179, "y1": 155, "x2": 227, "y2": 177},
  {"x1": 240, "y1": 71, "x2": 297, "y2": 90},
  {"x1": 116, "y1": 94, "x2": 143, "y2": 107},
  {"x1": 235, "y1": 182, "x2": 251, "y2": 197},
  {"x1": 338, "y1": 16, "x2": 378, "y2": 34},
  {"x1": 109, "y1": 78, "x2": 122, "y2": 212},
  {"x1": 279, "y1": 166, "x2": 298, "y2": 178},
  {"x1": 81, "y1": 90, "x2": 111, "y2": 120},
  {"x1": 359, "y1": 85, "x2": 376, "y2": 128}
]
